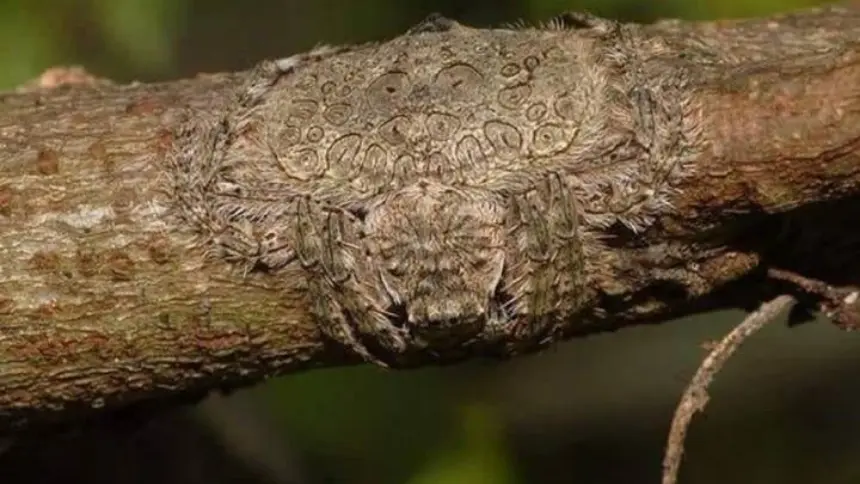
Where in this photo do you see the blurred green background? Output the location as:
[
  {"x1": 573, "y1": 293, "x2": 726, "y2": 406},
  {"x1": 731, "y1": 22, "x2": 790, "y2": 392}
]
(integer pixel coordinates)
[{"x1": 6, "y1": 1, "x2": 860, "y2": 483}]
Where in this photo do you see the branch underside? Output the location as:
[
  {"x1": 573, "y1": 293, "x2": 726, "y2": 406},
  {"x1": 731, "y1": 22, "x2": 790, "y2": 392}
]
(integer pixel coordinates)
[{"x1": 0, "y1": 5, "x2": 859, "y2": 435}]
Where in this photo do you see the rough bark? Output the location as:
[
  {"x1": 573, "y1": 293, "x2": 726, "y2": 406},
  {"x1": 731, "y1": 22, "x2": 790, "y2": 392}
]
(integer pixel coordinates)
[{"x1": 1, "y1": 4, "x2": 860, "y2": 436}]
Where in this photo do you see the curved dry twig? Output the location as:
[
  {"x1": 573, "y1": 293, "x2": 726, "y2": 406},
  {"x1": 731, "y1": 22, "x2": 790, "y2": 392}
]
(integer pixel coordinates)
[{"x1": 661, "y1": 295, "x2": 797, "y2": 484}]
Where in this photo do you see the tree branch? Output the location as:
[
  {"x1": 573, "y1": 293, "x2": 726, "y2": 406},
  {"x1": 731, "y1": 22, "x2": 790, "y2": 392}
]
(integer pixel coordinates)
[
  {"x1": 661, "y1": 294, "x2": 797, "y2": 484},
  {"x1": 0, "y1": 74, "x2": 351, "y2": 434},
  {"x1": 1, "y1": 4, "x2": 859, "y2": 435}
]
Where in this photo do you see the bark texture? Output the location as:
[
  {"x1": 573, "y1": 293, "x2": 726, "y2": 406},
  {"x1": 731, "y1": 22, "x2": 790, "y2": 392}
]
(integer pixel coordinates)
[{"x1": 1, "y1": 4, "x2": 859, "y2": 435}]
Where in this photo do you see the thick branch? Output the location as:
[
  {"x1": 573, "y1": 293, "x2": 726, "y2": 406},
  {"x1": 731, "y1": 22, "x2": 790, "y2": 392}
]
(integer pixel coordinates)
[
  {"x1": 0, "y1": 75, "x2": 350, "y2": 433},
  {"x1": 1, "y1": 5, "x2": 860, "y2": 435}
]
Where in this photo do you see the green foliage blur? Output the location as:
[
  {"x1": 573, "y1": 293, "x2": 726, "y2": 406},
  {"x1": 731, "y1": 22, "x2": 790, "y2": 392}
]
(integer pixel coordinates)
[
  {"x1": 0, "y1": 0, "x2": 825, "y2": 88},
  {"x1": 6, "y1": 1, "x2": 857, "y2": 483}
]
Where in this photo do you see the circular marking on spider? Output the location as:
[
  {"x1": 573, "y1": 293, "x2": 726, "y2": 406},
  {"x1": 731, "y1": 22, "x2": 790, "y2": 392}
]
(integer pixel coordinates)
[
  {"x1": 483, "y1": 120, "x2": 523, "y2": 159},
  {"x1": 323, "y1": 103, "x2": 353, "y2": 126},
  {"x1": 498, "y1": 83, "x2": 531, "y2": 110},
  {"x1": 367, "y1": 71, "x2": 410, "y2": 114}
]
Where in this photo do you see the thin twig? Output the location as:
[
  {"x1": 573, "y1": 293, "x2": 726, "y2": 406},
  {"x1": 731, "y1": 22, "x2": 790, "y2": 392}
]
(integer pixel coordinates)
[
  {"x1": 767, "y1": 268, "x2": 860, "y2": 330},
  {"x1": 661, "y1": 295, "x2": 797, "y2": 484}
]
